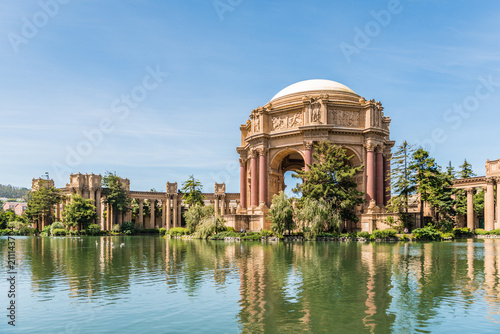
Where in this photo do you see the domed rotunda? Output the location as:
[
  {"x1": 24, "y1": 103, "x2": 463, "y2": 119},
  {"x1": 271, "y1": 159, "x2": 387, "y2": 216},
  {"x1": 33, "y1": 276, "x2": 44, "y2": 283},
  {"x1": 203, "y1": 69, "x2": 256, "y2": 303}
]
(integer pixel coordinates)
[{"x1": 235, "y1": 79, "x2": 394, "y2": 231}]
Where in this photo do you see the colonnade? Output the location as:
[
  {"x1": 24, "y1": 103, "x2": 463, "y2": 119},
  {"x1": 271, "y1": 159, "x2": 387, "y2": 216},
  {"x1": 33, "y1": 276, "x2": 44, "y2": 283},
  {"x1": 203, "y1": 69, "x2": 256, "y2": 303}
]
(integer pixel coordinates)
[
  {"x1": 132, "y1": 195, "x2": 182, "y2": 230},
  {"x1": 365, "y1": 142, "x2": 391, "y2": 208},
  {"x1": 240, "y1": 148, "x2": 268, "y2": 209},
  {"x1": 463, "y1": 177, "x2": 500, "y2": 231}
]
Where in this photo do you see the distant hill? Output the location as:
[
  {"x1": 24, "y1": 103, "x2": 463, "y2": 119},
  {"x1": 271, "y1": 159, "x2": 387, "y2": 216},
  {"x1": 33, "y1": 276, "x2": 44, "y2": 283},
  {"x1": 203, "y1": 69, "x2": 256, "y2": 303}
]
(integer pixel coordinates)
[{"x1": 0, "y1": 184, "x2": 30, "y2": 199}]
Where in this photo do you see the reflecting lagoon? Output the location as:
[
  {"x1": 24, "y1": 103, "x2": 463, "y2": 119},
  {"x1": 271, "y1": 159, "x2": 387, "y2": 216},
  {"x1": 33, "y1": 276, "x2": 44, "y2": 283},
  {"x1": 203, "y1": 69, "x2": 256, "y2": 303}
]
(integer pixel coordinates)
[{"x1": 1, "y1": 236, "x2": 500, "y2": 333}]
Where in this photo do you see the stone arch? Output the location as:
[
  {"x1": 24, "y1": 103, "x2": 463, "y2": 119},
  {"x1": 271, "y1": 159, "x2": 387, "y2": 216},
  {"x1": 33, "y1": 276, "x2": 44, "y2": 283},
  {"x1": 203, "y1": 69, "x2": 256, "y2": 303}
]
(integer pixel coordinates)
[
  {"x1": 269, "y1": 148, "x2": 305, "y2": 200},
  {"x1": 342, "y1": 145, "x2": 363, "y2": 167}
]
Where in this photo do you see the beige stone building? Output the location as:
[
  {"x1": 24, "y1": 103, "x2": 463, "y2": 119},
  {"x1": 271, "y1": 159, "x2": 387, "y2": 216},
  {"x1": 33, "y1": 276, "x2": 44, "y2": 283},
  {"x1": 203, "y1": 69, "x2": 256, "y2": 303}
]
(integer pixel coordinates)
[{"x1": 234, "y1": 79, "x2": 395, "y2": 231}]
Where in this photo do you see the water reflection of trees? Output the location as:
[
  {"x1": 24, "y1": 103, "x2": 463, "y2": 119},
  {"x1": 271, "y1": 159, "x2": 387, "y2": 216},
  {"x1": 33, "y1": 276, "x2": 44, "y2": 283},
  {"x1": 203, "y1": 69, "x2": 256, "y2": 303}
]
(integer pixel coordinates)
[{"x1": 3, "y1": 237, "x2": 499, "y2": 331}]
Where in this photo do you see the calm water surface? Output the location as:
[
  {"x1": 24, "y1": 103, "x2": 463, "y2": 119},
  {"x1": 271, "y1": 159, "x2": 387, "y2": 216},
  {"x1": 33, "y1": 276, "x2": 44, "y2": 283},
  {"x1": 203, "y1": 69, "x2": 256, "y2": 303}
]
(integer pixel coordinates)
[{"x1": 1, "y1": 236, "x2": 500, "y2": 333}]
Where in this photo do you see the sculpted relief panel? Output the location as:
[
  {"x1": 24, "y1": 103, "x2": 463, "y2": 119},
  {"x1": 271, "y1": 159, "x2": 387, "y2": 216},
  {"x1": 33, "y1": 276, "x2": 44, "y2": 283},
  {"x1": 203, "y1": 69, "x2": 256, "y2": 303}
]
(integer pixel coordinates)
[
  {"x1": 328, "y1": 109, "x2": 361, "y2": 127},
  {"x1": 272, "y1": 112, "x2": 303, "y2": 131}
]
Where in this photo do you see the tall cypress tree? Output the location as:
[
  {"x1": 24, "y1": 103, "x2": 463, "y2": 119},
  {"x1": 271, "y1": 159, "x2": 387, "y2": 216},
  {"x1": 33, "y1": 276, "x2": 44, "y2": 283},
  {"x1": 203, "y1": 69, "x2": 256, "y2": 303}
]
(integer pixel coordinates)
[{"x1": 387, "y1": 141, "x2": 416, "y2": 218}]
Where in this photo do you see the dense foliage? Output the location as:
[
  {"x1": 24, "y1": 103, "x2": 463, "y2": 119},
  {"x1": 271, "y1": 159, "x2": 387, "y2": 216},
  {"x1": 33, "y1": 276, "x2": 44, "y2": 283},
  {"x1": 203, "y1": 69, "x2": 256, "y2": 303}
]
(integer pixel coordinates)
[
  {"x1": 293, "y1": 141, "x2": 364, "y2": 224},
  {"x1": 184, "y1": 205, "x2": 215, "y2": 233},
  {"x1": 102, "y1": 172, "x2": 131, "y2": 214},
  {"x1": 268, "y1": 191, "x2": 295, "y2": 236},
  {"x1": 62, "y1": 195, "x2": 98, "y2": 230},
  {"x1": 181, "y1": 175, "x2": 204, "y2": 206},
  {"x1": 25, "y1": 181, "x2": 63, "y2": 226},
  {"x1": 0, "y1": 184, "x2": 30, "y2": 199}
]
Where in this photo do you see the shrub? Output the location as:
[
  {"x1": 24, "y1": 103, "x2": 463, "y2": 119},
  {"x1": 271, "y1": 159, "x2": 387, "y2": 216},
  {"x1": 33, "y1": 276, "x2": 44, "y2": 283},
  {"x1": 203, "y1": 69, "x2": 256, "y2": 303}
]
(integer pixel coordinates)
[
  {"x1": 159, "y1": 227, "x2": 167, "y2": 235},
  {"x1": 241, "y1": 234, "x2": 261, "y2": 241},
  {"x1": 194, "y1": 217, "x2": 226, "y2": 239},
  {"x1": 17, "y1": 227, "x2": 37, "y2": 235},
  {"x1": 372, "y1": 229, "x2": 398, "y2": 239},
  {"x1": 453, "y1": 227, "x2": 473, "y2": 237},
  {"x1": 0, "y1": 229, "x2": 14, "y2": 236},
  {"x1": 68, "y1": 230, "x2": 80, "y2": 236},
  {"x1": 412, "y1": 225, "x2": 441, "y2": 241},
  {"x1": 42, "y1": 225, "x2": 51, "y2": 236},
  {"x1": 399, "y1": 234, "x2": 410, "y2": 241},
  {"x1": 226, "y1": 226, "x2": 236, "y2": 233},
  {"x1": 86, "y1": 224, "x2": 102, "y2": 236},
  {"x1": 209, "y1": 230, "x2": 239, "y2": 240},
  {"x1": 168, "y1": 227, "x2": 191, "y2": 236},
  {"x1": 112, "y1": 224, "x2": 121, "y2": 233},
  {"x1": 440, "y1": 232, "x2": 454, "y2": 240},
  {"x1": 357, "y1": 231, "x2": 371, "y2": 238},
  {"x1": 491, "y1": 229, "x2": 500, "y2": 235},
  {"x1": 52, "y1": 229, "x2": 67, "y2": 236},
  {"x1": 51, "y1": 222, "x2": 65, "y2": 230},
  {"x1": 474, "y1": 229, "x2": 488, "y2": 235},
  {"x1": 260, "y1": 229, "x2": 273, "y2": 238},
  {"x1": 184, "y1": 205, "x2": 215, "y2": 233},
  {"x1": 8, "y1": 221, "x2": 26, "y2": 230},
  {"x1": 122, "y1": 221, "x2": 135, "y2": 235}
]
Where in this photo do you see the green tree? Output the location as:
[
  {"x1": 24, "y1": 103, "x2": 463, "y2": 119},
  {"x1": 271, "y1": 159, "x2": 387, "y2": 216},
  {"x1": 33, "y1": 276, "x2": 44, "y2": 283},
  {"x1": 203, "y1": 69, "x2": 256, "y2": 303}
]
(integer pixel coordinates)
[
  {"x1": 0, "y1": 210, "x2": 8, "y2": 229},
  {"x1": 296, "y1": 197, "x2": 341, "y2": 239},
  {"x1": 25, "y1": 181, "x2": 63, "y2": 228},
  {"x1": 184, "y1": 205, "x2": 215, "y2": 233},
  {"x1": 387, "y1": 141, "x2": 416, "y2": 227},
  {"x1": 181, "y1": 175, "x2": 204, "y2": 206},
  {"x1": 62, "y1": 195, "x2": 98, "y2": 230},
  {"x1": 410, "y1": 148, "x2": 440, "y2": 224},
  {"x1": 102, "y1": 172, "x2": 131, "y2": 225},
  {"x1": 459, "y1": 159, "x2": 476, "y2": 178},
  {"x1": 268, "y1": 191, "x2": 295, "y2": 236},
  {"x1": 474, "y1": 189, "x2": 484, "y2": 220},
  {"x1": 293, "y1": 141, "x2": 364, "y2": 224},
  {"x1": 456, "y1": 159, "x2": 476, "y2": 216},
  {"x1": 446, "y1": 161, "x2": 456, "y2": 179}
]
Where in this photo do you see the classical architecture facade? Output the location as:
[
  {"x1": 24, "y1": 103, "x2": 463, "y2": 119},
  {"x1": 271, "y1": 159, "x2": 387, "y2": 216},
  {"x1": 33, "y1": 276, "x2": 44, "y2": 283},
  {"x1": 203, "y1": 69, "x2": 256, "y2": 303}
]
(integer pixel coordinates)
[
  {"x1": 235, "y1": 79, "x2": 395, "y2": 231},
  {"x1": 32, "y1": 174, "x2": 239, "y2": 231},
  {"x1": 453, "y1": 159, "x2": 500, "y2": 231}
]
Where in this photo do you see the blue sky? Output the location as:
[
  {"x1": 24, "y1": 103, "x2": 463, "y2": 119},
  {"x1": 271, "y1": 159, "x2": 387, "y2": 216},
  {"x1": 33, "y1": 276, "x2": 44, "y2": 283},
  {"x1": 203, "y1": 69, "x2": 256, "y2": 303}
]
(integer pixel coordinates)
[{"x1": 1, "y1": 0, "x2": 499, "y2": 193}]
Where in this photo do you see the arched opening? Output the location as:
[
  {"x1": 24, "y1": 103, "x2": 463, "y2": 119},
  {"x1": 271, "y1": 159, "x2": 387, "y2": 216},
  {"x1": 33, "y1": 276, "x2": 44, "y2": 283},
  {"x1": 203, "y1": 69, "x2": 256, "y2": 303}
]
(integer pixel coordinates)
[{"x1": 269, "y1": 149, "x2": 305, "y2": 201}]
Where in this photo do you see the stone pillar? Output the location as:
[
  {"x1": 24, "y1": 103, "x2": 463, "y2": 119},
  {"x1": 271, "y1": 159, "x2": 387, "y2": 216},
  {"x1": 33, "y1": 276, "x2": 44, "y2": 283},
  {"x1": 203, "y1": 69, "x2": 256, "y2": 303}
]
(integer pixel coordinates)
[
  {"x1": 485, "y1": 178, "x2": 495, "y2": 231},
  {"x1": 166, "y1": 197, "x2": 171, "y2": 230},
  {"x1": 304, "y1": 141, "x2": 313, "y2": 172},
  {"x1": 55, "y1": 203, "x2": 61, "y2": 221},
  {"x1": 95, "y1": 188, "x2": 101, "y2": 226},
  {"x1": 384, "y1": 155, "x2": 391, "y2": 206},
  {"x1": 150, "y1": 200, "x2": 155, "y2": 229},
  {"x1": 138, "y1": 199, "x2": 144, "y2": 228},
  {"x1": 221, "y1": 196, "x2": 226, "y2": 215},
  {"x1": 250, "y1": 151, "x2": 259, "y2": 207},
  {"x1": 497, "y1": 179, "x2": 500, "y2": 226},
  {"x1": 240, "y1": 160, "x2": 247, "y2": 209},
  {"x1": 467, "y1": 188, "x2": 474, "y2": 230},
  {"x1": 376, "y1": 147, "x2": 384, "y2": 207},
  {"x1": 177, "y1": 199, "x2": 182, "y2": 227},
  {"x1": 106, "y1": 203, "x2": 111, "y2": 231},
  {"x1": 214, "y1": 196, "x2": 220, "y2": 216},
  {"x1": 162, "y1": 199, "x2": 166, "y2": 228},
  {"x1": 173, "y1": 196, "x2": 178, "y2": 228},
  {"x1": 366, "y1": 143, "x2": 376, "y2": 203},
  {"x1": 259, "y1": 149, "x2": 267, "y2": 206}
]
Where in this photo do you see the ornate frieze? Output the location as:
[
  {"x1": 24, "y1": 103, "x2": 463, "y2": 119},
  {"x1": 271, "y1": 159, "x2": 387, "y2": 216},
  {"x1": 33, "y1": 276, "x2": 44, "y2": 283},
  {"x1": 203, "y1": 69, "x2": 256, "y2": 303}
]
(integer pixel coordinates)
[
  {"x1": 272, "y1": 112, "x2": 303, "y2": 131},
  {"x1": 328, "y1": 109, "x2": 360, "y2": 127}
]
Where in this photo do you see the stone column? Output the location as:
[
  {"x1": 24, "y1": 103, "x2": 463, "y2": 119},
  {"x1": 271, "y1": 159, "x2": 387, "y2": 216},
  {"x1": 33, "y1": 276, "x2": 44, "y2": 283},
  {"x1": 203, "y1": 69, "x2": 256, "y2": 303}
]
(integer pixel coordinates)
[
  {"x1": 95, "y1": 188, "x2": 101, "y2": 226},
  {"x1": 166, "y1": 197, "x2": 171, "y2": 230},
  {"x1": 138, "y1": 199, "x2": 144, "y2": 228},
  {"x1": 384, "y1": 154, "x2": 391, "y2": 206},
  {"x1": 259, "y1": 149, "x2": 267, "y2": 206},
  {"x1": 376, "y1": 147, "x2": 384, "y2": 207},
  {"x1": 55, "y1": 203, "x2": 61, "y2": 221},
  {"x1": 240, "y1": 159, "x2": 247, "y2": 209},
  {"x1": 177, "y1": 199, "x2": 182, "y2": 227},
  {"x1": 467, "y1": 188, "x2": 474, "y2": 230},
  {"x1": 106, "y1": 203, "x2": 111, "y2": 231},
  {"x1": 485, "y1": 178, "x2": 495, "y2": 231},
  {"x1": 304, "y1": 141, "x2": 313, "y2": 172},
  {"x1": 250, "y1": 150, "x2": 259, "y2": 207},
  {"x1": 497, "y1": 178, "x2": 500, "y2": 226},
  {"x1": 214, "y1": 196, "x2": 220, "y2": 216},
  {"x1": 162, "y1": 199, "x2": 166, "y2": 228},
  {"x1": 173, "y1": 196, "x2": 178, "y2": 228},
  {"x1": 366, "y1": 143, "x2": 376, "y2": 203},
  {"x1": 221, "y1": 196, "x2": 226, "y2": 215},
  {"x1": 150, "y1": 200, "x2": 156, "y2": 229}
]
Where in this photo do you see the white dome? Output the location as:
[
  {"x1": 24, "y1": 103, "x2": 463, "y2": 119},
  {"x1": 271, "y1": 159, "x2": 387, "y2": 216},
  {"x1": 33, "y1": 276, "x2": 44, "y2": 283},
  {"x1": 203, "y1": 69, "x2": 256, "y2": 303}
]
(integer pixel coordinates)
[{"x1": 271, "y1": 79, "x2": 355, "y2": 101}]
